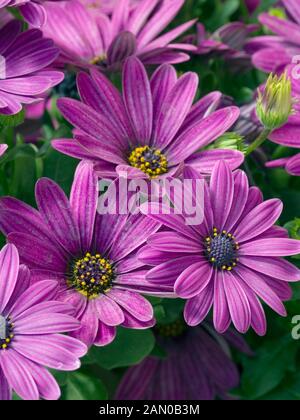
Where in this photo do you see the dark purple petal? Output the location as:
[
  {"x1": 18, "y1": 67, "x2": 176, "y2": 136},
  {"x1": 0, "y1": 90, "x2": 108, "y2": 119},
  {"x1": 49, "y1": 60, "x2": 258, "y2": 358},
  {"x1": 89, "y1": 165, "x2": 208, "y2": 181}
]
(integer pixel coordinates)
[
  {"x1": 184, "y1": 281, "x2": 214, "y2": 326},
  {"x1": 123, "y1": 57, "x2": 153, "y2": 145},
  {"x1": 223, "y1": 271, "x2": 251, "y2": 334},
  {"x1": 0, "y1": 244, "x2": 19, "y2": 313},
  {"x1": 70, "y1": 161, "x2": 98, "y2": 252},
  {"x1": 175, "y1": 261, "x2": 213, "y2": 299},
  {"x1": 35, "y1": 178, "x2": 81, "y2": 255}
]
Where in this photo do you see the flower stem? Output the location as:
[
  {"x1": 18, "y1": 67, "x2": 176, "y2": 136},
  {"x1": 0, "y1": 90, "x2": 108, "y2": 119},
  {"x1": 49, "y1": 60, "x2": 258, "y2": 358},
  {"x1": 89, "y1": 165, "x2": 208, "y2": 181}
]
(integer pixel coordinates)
[{"x1": 245, "y1": 128, "x2": 271, "y2": 156}]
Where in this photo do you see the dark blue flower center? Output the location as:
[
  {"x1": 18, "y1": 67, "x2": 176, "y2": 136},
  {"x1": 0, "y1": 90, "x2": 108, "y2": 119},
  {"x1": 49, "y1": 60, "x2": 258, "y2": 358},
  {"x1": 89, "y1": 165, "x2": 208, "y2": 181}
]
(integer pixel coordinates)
[
  {"x1": 205, "y1": 228, "x2": 239, "y2": 270},
  {"x1": 69, "y1": 253, "x2": 115, "y2": 299},
  {"x1": 156, "y1": 319, "x2": 186, "y2": 338},
  {"x1": 128, "y1": 146, "x2": 168, "y2": 178},
  {"x1": 0, "y1": 315, "x2": 14, "y2": 350},
  {"x1": 53, "y1": 73, "x2": 79, "y2": 100}
]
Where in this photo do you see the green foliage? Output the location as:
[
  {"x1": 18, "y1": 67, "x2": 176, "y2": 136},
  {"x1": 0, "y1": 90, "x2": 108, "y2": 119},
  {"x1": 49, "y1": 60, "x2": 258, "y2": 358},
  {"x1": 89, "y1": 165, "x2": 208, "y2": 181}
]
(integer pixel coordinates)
[{"x1": 88, "y1": 328, "x2": 155, "y2": 370}]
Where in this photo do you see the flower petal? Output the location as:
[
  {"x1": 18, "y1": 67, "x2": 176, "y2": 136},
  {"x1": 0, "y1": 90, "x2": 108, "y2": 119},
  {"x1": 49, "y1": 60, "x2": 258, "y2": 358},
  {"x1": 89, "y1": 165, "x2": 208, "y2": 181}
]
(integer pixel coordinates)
[
  {"x1": 0, "y1": 244, "x2": 19, "y2": 313},
  {"x1": 223, "y1": 271, "x2": 251, "y2": 334},
  {"x1": 235, "y1": 199, "x2": 283, "y2": 243},
  {"x1": 175, "y1": 261, "x2": 213, "y2": 299},
  {"x1": 70, "y1": 161, "x2": 98, "y2": 252},
  {"x1": 123, "y1": 57, "x2": 153, "y2": 144},
  {"x1": 35, "y1": 178, "x2": 81, "y2": 255},
  {"x1": 107, "y1": 289, "x2": 153, "y2": 322},
  {"x1": 184, "y1": 281, "x2": 214, "y2": 326}
]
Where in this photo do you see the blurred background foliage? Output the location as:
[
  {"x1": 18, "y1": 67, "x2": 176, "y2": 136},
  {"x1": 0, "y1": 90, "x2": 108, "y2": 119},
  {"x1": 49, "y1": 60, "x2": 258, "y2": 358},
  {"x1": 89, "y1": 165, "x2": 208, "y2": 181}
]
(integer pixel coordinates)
[{"x1": 2, "y1": 0, "x2": 300, "y2": 400}]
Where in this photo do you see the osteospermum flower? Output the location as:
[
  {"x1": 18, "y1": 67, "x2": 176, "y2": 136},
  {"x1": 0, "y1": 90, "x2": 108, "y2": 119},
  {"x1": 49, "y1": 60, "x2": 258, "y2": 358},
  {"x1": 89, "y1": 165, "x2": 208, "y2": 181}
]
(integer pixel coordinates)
[
  {"x1": 0, "y1": 161, "x2": 167, "y2": 347},
  {"x1": 53, "y1": 57, "x2": 243, "y2": 179},
  {"x1": 266, "y1": 153, "x2": 300, "y2": 176},
  {"x1": 115, "y1": 320, "x2": 251, "y2": 400},
  {"x1": 139, "y1": 161, "x2": 300, "y2": 335},
  {"x1": 0, "y1": 20, "x2": 64, "y2": 115},
  {"x1": 0, "y1": 244, "x2": 87, "y2": 400},
  {"x1": 41, "y1": 0, "x2": 196, "y2": 70},
  {"x1": 245, "y1": 0, "x2": 300, "y2": 73}
]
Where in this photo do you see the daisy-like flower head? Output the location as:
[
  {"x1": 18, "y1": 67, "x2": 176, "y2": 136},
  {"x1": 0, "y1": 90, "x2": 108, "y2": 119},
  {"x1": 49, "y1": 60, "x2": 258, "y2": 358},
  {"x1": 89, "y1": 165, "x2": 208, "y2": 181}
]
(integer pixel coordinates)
[
  {"x1": 245, "y1": 0, "x2": 300, "y2": 73},
  {"x1": 0, "y1": 20, "x2": 64, "y2": 115},
  {"x1": 0, "y1": 244, "x2": 87, "y2": 400},
  {"x1": 139, "y1": 161, "x2": 300, "y2": 335},
  {"x1": 115, "y1": 320, "x2": 251, "y2": 400},
  {"x1": 0, "y1": 161, "x2": 167, "y2": 348},
  {"x1": 53, "y1": 57, "x2": 243, "y2": 179},
  {"x1": 41, "y1": 0, "x2": 197, "y2": 70}
]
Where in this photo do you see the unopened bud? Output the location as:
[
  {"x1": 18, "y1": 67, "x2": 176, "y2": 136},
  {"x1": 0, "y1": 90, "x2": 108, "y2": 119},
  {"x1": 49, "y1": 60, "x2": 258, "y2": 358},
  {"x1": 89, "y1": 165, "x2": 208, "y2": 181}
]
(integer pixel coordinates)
[{"x1": 256, "y1": 73, "x2": 294, "y2": 130}]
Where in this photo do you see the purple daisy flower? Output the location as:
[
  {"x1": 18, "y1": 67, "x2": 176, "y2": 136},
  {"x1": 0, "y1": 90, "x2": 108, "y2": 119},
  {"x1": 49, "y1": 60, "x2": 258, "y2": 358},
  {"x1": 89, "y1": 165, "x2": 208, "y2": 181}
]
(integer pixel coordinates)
[
  {"x1": 53, "y1": 57, "x2": 243, "y2": 179},
  {"x1": 139, "y1": 161, "x2": 300, "y2": 335},
  {"x1": 0, "y1": 161, "x2": 167, "y2": 348},
  {"x1": 0, "y1": 243, "x2": 87, "y2": 400},
  {"x1": 0, "y1": 20, "x2": 64, "y2": 115},
  {"x1": 115, "y1": 320, "x2": 251, "y2": 400},
  {"x1": 266, "y1": 153, "x2": 300, "y2": 176},
  {"x1": 41, "y1": 0, "x2": 196, "y2": 70},
  {"x1": 245, "y1": 0, "x2": 300, "y2": 73}
]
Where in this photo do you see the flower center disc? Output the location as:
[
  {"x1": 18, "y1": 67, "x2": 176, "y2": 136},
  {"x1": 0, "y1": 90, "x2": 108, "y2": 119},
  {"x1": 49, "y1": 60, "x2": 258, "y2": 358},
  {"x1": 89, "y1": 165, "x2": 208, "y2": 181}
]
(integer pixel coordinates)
[
  {"x1": 128, "y1": 146, "x2": 168, "y2": 178},
  {"x1": 156, "y1": 319, "x2": 186, "y2": 338},
  {"x1": 70, "y1": 253, "x2": 115, "y2": 299},
  {"x1": 205, "y1": 228, "x2": 239, "y2": 271},
  {"x1": 0, "y1": 315, "x2": 14, "y2": 350}
]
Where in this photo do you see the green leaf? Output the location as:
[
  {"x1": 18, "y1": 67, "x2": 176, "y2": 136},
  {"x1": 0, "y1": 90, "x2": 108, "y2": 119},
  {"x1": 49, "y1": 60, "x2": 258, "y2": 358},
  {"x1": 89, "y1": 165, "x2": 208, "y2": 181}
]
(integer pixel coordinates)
[
  {"x1": 285, "y1": 219, "x2": 300, "y2": 240},
  {"x1": 0, "y1": 109, "x2": 25, "y2": 129},
  {"x1": 89, "y1": 328, "x2": 155, "y2": 370},
  {"x1": 240, "y1": 335, "x2": 299, "y2": 399},
  {"x1": 43, "y1": 147, "x2": 78, "y2": 195},
  {"x1": 158, "y1": 299, "x2": 185, "y2": 325},
  {"x1": 63, "y1": 371, "x2": 108, "y2": 401}
]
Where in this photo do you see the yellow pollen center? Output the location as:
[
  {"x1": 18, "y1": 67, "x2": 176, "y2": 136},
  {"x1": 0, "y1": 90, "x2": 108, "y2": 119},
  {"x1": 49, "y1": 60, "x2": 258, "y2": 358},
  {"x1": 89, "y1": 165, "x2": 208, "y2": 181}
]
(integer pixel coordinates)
[
  {"x1": 156, "y1": 319, "x2": 186, "y2": 338},
  {"x1": 89, "y1": 54, "x2": 107, "y2": 65},
  {"x1": 128, "y1": 146, "x2": 168, "y2": 178},
  {"x1": 69, "y1": 252, "x2": 114, "y2": 299},
  {"x1": 0, "y1": 315, "x2": 14, "y2": 350},
  {"x1": 204, "y1": 228, "x2": 239, "y2": 271}
]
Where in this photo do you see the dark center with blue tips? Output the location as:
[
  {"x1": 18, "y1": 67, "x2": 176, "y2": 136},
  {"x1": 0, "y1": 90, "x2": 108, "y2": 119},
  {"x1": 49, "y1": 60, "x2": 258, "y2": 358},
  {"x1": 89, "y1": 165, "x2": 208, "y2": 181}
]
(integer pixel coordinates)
[
  {"x1": 0, "y1": 315, "x2": 14, "y2": 350},
  {"x1": 69, "y1": 252, "x2": 115, "y2": 299},
  {"x1": 204, "y1": 228, "x2": 239, "y2": 271},
  {"x1": 128, "y1": 146, "x2": 168, "y2": 178}
]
